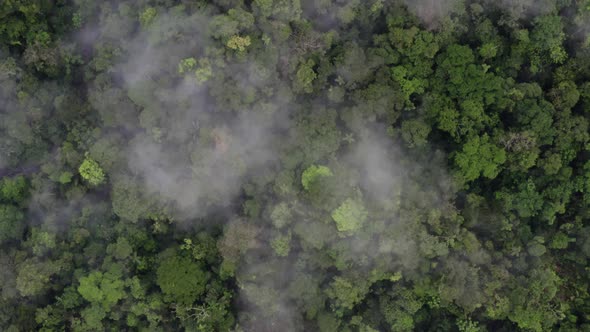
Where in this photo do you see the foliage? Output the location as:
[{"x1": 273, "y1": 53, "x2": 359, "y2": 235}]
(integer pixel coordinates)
[
  {"x1": 156, "y1": 253, "x2": 209, "y2": 305},
  {"x1": 1, "y1": 0, "x2": 589, "y2": 331},
  {"x1": 78, "y1": 271, "x2": 125, "y2": 311},
  {"x1": 79, "y1": 157, "x2": 105, "y2": 186},
  {"x1": 0, "y1": 205, "x2": 24, "y2": 242},
  {"x1": 226, "y1": 35, "x2": 251, "y2": 52},
  {"x1": 295, "y1": 59, "x2": 317, "y2": 93},
  {"x1": 454, "y1": 134, "x2": 506, "y2": 182},
  {"x1": 271, "y1": 232, "x2": 291, "y2": 257},
  {"x1": 331, "y1": 198, "x2": 368, "y2": 234},
  {"x1": 139, "y1": 7, "x2": 157, "y2": 27},
  {"x1": 0, "y1": 176, "x2": 28, "y2": 203},
  {"x1": 301, "y1": 165, "x2": 333, "y2": 191}
]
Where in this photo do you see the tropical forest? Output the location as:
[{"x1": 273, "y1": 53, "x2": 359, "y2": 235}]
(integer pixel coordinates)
[{"x1": 2, "y1": 0, "x2": 590, "y2": 331}]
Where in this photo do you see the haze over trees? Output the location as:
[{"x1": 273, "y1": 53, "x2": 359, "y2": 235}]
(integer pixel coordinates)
[{"x1": 1, "y1": 0, "x2": 590, "y2": 331}]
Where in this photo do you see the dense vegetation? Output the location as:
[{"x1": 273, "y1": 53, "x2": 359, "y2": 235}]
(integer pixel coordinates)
[{"x1": 2, "y1": 0, "x2": 590, "y2": 331}]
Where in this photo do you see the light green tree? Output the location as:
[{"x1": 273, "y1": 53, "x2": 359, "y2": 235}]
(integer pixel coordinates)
[
  {"x1": 295, "y1": 59, "x2": 317, "y2": 93},
  {"x1": 454, "y1": 134, "x2": 506, "y2": 182},
  {"x1": 77, "y1": 271, "x2": 125, "y2": 311},
  {"x1": 271, "y1": 232, "x2": 291, "y2": 257},
  {"x1": 325, "y1": 277, "x2": 368, "y2": 316},
  {"x1": 178, "y1": 57, "x2": 197, "y2": 74},
  {"x1": 0, "y1": 175, "x2": 27, "y2": 202},
  {"x1": 301, "y1": 165, "x2": 333, "y2": 191},
  {"x1": 79, "y1": 156, "x2": 105, "y2": 186},
  {"x1": 226, "y1": 35, "x2": 251, "y2": 52},
  {"x1": 331, "y1": 198, "x2": 368, "y2": 234},
  {"x1": 79, "y1": 305, "x2": 106, "y2": 331},
  {"x1": 139, "y1": 7, "x2": 157, "y2": 27}
]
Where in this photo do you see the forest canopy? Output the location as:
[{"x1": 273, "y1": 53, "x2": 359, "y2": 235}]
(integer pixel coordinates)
[{"x1": 1, "y1": 0, "x2": 590, "y2": 331}]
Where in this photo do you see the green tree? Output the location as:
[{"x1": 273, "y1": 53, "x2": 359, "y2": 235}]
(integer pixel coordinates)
[
  {"x1": 156, "y1": 253, "x2": 209, "y2": 305},
  {"x1": 454, "y1": 134, "x2": 506, "y2": 182},
  {"x1": 78, "y1": 305, "x2": 106, "y2": 331},
  {"x1": 331, "y1": 198, "x2": 368, "y2": 234},
  {"x1": 77, "y1": 271, "x2": 125, "y2": 311},
  {"x1": 218, "y1": 221, "x2": 260, "y2": 277},
  {"x1": 325, "y1": 277, "x2": 368, "y2": 316},
  {"x1": 106, "y1": 237, "x2": 133, "y2": 260},
  {"x1": 549, "y1": 232, "x2": 571, "y2": 249},
  {"x1": 0, "y1": 176, "x2": 28, "y2": 203},
  {"x1": 271, "y1": 232, "x2": 291, "y2": 257},
  {"x1": 111, "y1": 177, "x2": 151, "y2": 223},
  {"x1": 270, "y1": 202, "x2": 293, "y2": 229},
  {"x1": 294, "y1": 59, "x2": 317, "y2": 94},
  {"x1": 301, "y1": 165, "x2": 333, "y2": 191},
  {"x1": 0, "y1": 205, "x2": 24, "y2": 242},
  {"x1": 549, "y1": 80, "x2": 580, "y2": 111},
  {"x1": 530, "y1": 15, "x2": 567, "y2": 69},
  {"x1": 79, "y1": 157, "x2": 105, "y2": 186},
  {"x1": 506, "y1": 269, "x2": 562, "y2": 331},
  {"x1": 495, "y1": 179, "x2": 543, "y2": 218},
  {"x1": 139, "y1": 7, "x2": 157, "y2": 27},
  {"x1": 226, "y1": 35, "x2": 251, "y2": 52},
  {"x1": 16, "y1": 258, "x2": 60, "y2": 297},
  {"x1": 400, "y1": 119, "x2": 431, "y2": 147},
  {"x1": 391, "y1": 66, "x2": 426, "y2": 109}
]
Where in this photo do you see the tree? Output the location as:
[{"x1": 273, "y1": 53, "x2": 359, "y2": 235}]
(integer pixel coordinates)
[
  {"x1": 0, "y1": 205, "x2": 24, "y2": 243},
  {"x1": 325, "y1": 277, "x2": 368, "y2": 316},
  {"x1": 79, "y1": 157, "x2": 105, "y2": 186},
  {"x1": 379, "y1": 289, "x2": 423, "y2": 331},
  {"x1": 271, "y1": 232, "x2": 291, "y2": 257},
  {"x1": 317, "y1": 311, "x2": 341, "y2": 331},
  {"x1": 301, "y1": 165, "x2": 333, "y2": 191},
  {"x1": 400, "y1": 119, "x2": 431, "y2": 147},
  {"x1": 530, "y1": 15, "x2": 567, "y2": 69},
  {"x1": 0, "y1": 176, "x2": 28, "y2": 203},
  {"x1": 0, "y1": 1, "x2": 589, "y2": 331},
  {"x1": 506, "y1": 268, "x2": 562, "y2": 331},
  {"x1": 293, "y1": 108, "x2": 342, "y2": 163},
  {"x1": 111, "y1": 177, "x2": 151, "y2": 223},
  {"x1": 294, "y1": 59, "x2": 317, "y2": 94},
  {"x1": 156, "y1": 252, "x2": 209, "y2": 305},
  {"x1": 454, "y1": 134, "x2": 506, "y2": 182},
  {"x1": 253, "y1": 0, "x2": 273, "y2": 17},
  {"x1": 139, "y1": 7, "x2": 157, "y2": 27},
  {"x1": 270, "y1": 202, "x2": 293, "y2": 229},
  {"x1": 391, "y1": 66, "x2": 426, "y2": 109},
  {"x1": 217, "y1": 221, "x2": 260, "y2": 277},
  {"x1": 106, "y1": 237, "x2": 133, "y2": 260},
  {"x1": 549, "y1": 232, "x2": 571, "y2": 249},
  {"x1": 226, "y1": 35, "x2": 251, "y2": 52},
  {"x1": 331, "y1": 198, "x2": 368, "y2": 234},
  {"x1": 495, "y1": 179, "x2": 543, "y2": 218},
  {"x1": 78, "y1": 305, "x2": 106, "y2": 331},
  {"x1": 16, "y1": 258, "x2": 60, "y2": 297},
  {"x1": 23, "y1": 32, "x2": 60, "y2": 76},
  {"x1": 77, "y1": 271, "x2": 125, "y2": 311},
  {"x1": 549, "y1": 80, "x2": 580, "y2": 111}
]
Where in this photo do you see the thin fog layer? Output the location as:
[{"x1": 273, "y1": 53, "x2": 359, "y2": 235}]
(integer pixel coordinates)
[{"x1": 83, "y1": 6, "x2": 463, "y2": 327}]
